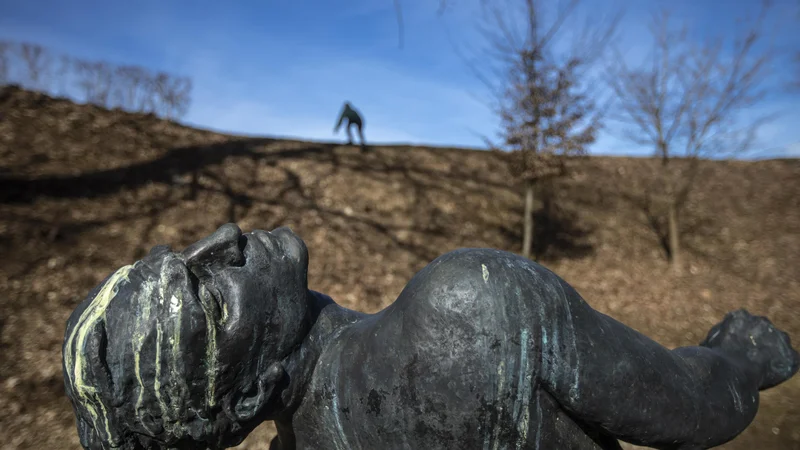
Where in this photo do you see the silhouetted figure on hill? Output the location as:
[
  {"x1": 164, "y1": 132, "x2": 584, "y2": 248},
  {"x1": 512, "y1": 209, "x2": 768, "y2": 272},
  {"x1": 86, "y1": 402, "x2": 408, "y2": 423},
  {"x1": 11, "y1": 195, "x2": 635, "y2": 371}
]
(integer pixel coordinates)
[{"x1": 334, "y1": 101, "x2": 365, "y2": 146}]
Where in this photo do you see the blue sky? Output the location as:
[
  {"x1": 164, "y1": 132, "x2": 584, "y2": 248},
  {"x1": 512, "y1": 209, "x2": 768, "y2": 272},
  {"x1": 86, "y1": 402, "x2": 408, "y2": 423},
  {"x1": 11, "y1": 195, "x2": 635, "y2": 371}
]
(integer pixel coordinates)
[{"x1": 2, "y1": 0, "x2": 799, "y2": 158}]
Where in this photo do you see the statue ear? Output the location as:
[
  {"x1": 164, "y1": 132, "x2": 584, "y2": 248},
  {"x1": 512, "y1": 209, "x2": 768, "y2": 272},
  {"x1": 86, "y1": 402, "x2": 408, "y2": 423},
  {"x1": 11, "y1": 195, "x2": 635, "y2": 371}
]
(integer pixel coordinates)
[{"x1": 232, "y1": 362, "x2": 285, "y2": 421}]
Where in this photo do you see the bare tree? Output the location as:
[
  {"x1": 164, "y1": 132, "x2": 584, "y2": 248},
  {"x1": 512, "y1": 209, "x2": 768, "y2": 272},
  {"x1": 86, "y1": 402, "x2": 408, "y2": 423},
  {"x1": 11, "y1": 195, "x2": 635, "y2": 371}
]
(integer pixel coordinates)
[
  {"x1": 465, "y1": 0, "x2": 616, "y2": 259},
  {"x1": 69, "y1": 59, "x2": 193, "y2": 119},
  {"x1": 168, "y1": 76, "x2": 193, "y2": 119},
  {"x1": 55, "y1": 55, "x2": 74, "y2": 96},
  {"x1": 114, "y1": 65, "x2": 149, "y2": 111},
  {"x1": 608, "y1": 7, "x2": 772, "y2": 272},
  {"x1": 18, "y1": 43, "x2": 52, "y2": 90},
  {"x1": 0, "y1": 40, "x2": 193, "y2": 119},
  {"x1": 74, "y1": 60, "x2": 116, "y2": 107},
  {"x1": 0, "y1": 41, "x2": 10, "y2": 85},
  {"x1": 151, "y1": 72, "x2": 192, "y2": 119}
]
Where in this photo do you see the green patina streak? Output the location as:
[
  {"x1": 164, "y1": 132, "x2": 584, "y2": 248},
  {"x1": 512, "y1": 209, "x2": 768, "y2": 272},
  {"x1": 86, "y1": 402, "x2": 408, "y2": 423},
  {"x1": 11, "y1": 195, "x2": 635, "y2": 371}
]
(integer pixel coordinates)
[
  {"x1": 168, "y1": 293, "x2": 185, "y2": 420},
  {"x1": 134, "y1": 352, "x2": 144, "y2": 409},
  {"x1": 490, "y1": 360, "x2": 506, "y2": 450},
  {"x1": 132, "y1": 282, "x2": 154, "y2": 413},
  {"x1": 64, "y1": 264, "x2": 133, "y2": 444},
  {"x1": 153, "y1": 321, "x2": 164, "y2": 416},
  {"x1": 198, "y1": 285, "x2": 219, "y2": 408}
]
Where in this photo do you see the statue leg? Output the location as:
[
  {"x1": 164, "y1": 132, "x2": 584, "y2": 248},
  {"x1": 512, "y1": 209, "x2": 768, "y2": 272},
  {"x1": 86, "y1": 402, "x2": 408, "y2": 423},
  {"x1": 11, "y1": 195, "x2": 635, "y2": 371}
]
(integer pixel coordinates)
[{"x1": 346, "y1": 123, "x2": 354, "y2": 145}]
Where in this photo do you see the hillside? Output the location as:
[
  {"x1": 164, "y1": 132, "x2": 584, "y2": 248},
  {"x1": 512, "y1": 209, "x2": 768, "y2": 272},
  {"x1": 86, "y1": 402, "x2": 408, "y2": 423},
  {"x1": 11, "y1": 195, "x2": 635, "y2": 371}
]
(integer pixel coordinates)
[{"x1": 0, "y1": 85, "x2": 798, "y2": 449}]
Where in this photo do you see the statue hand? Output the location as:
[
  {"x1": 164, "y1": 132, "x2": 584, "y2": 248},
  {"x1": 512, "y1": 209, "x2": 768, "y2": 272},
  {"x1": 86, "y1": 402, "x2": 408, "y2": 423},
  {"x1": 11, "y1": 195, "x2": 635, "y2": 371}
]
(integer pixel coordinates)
[{"x1": 701, "y1": 310, "x2": 799, "y2": 390}]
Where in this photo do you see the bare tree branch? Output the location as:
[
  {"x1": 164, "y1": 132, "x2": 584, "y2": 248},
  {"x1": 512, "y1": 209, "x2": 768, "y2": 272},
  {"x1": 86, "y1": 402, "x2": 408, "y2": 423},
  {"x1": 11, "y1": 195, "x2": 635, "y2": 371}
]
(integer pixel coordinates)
[
  {"x1": 2, "y1": 40, "x2": 193, "y2": 120},
  {"x1": 18, "y1": 43, "x2": 52, "y2": 91},
  {"x1": 607, "y1": 3, "x2": 774, "y2": 270}
]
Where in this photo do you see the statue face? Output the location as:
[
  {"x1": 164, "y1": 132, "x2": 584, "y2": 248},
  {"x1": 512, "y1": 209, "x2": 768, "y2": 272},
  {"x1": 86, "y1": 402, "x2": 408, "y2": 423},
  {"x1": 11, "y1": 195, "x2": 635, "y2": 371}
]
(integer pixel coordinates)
[
  {"x1": 63, "y1": 224, "x2": 310, "y2": 449},
  {"x1": 182, "y1": 224, "x2": 311, "y2": 372}
]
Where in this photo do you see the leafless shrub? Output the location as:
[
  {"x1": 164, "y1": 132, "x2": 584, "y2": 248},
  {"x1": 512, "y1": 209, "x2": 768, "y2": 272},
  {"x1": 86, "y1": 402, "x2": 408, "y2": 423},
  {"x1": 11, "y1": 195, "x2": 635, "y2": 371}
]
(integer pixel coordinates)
[
  {"x1": 113, "y1": 65, "x2": 149, "y2": 112},
  {"x1": 74, "y1": 60, "x2": 115, "y2": 106},
  {"x1": 1, "y1": 40, "x2": 192, "y2": 119},
  {"x1": 18, "y1": 43, "x2": 53, "y2": 90},
  {"x1": 150, "y1": 71, "x2": 193, "y2": 119}
]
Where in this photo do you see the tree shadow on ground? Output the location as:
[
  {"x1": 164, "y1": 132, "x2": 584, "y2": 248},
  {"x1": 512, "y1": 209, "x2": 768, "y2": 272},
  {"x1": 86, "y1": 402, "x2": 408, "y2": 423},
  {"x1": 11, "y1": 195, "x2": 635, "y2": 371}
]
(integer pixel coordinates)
[
  {"x1": 618, "y1": 189, "x2": 715, "y2": 262},
  {"x1": 532, "y1": 203, "x2": 594, "y2": 261},
  {"x1": 500, "y1": 184, "x2": 594, "y2": 262},
  {"x1": 0, "y1": 138, "x2": 595, "y2": 264},
  {"x1": 0, "y1": 138, "x2": 327, "y2": 203}
]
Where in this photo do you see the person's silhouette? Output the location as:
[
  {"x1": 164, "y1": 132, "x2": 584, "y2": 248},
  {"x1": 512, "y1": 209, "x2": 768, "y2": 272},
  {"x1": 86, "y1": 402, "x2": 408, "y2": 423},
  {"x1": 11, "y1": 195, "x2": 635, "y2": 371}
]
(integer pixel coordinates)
[{"x1": 333, "y1": 101, "x2": 365, "y2": 146}]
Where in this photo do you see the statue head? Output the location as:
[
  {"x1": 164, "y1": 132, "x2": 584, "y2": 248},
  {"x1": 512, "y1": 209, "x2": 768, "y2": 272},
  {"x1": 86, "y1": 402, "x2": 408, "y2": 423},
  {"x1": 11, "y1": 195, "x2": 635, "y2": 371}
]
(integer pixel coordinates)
[
  {"x1": 62, "y1": 224, "x2": 311, "y2": 449},
  {"x1": 702, "y1": 309, "x2": 800, "y2": 390}
]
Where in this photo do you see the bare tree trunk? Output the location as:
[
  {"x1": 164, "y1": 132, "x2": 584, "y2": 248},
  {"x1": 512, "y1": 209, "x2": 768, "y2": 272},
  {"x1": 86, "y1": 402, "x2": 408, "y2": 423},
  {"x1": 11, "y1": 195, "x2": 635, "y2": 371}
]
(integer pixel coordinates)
[
  {"x1": 668, "y1": 200, "x2": 680, "y2": 273},
  {"x1": 522, "y1": 182, "x2": 535, "y2": 259}
]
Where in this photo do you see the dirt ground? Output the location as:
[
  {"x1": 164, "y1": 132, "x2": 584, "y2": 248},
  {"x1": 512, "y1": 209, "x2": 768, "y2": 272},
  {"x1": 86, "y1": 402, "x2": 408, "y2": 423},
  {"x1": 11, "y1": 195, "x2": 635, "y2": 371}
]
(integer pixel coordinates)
[{"x1": 1, "y1": 86, "x2": 798, "y2": 449}]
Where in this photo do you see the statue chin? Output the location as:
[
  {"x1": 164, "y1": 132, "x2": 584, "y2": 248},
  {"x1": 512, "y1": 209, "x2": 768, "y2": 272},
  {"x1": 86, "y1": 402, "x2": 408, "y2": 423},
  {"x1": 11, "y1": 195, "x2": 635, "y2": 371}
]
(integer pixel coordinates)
[{"x1": 63, "y1": 224, "x2": 799, "y2": 450}]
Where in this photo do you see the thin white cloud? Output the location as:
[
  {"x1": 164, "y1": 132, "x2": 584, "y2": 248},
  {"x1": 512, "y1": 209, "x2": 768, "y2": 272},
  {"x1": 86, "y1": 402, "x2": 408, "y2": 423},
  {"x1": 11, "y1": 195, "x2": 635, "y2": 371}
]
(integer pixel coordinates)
[{"x1": 2, "y1": 0, "x2": 797, "y2": 157}]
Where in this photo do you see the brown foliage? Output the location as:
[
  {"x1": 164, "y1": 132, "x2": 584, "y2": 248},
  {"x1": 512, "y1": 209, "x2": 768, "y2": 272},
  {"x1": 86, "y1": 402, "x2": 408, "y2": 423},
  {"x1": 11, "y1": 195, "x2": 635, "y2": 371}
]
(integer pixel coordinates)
[{"x1": 468, "y1": 0, "x2": 616, "y2": 258}]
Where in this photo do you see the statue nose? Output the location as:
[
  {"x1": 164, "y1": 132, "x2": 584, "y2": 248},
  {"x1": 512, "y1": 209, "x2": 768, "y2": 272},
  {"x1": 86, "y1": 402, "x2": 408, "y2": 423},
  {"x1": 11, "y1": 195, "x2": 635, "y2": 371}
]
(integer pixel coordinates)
[{"x1": 182, "y1": 223, "x2": 246, "y2": 269}]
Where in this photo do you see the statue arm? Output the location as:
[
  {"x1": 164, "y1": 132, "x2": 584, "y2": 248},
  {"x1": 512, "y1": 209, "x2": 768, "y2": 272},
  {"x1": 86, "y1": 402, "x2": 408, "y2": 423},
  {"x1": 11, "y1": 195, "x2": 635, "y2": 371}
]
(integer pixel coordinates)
[
  {"x1": 334, "y1": 109, "x2": 345, "y2": 132},
  {"x1": 540, "y1": 281, "x2": 761, "y2": 449}
]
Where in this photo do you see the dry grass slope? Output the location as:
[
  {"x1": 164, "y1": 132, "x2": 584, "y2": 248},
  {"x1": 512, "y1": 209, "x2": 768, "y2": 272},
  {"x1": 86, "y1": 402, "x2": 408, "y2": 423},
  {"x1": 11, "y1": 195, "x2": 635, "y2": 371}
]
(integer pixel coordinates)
[{"x1": 0, "y1": 86, "x2": 798, "y2": 449}]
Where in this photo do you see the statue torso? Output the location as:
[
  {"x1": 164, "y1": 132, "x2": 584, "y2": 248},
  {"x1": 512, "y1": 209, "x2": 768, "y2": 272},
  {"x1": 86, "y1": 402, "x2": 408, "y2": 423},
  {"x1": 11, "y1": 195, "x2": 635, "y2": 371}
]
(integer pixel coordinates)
[{"x1": 290, "y1": 249, "x2": 620, "y2": 450}]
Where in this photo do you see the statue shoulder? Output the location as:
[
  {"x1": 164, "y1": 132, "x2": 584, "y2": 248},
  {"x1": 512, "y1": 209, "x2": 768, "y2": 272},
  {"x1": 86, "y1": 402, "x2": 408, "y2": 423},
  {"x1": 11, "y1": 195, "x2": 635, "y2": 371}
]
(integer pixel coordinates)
[
  {"x1": 419, "y1": 248, "x2": 547, "y2": 285},
  {"x1": 392, "y1": 248, "x2": 549, "y2": 314}
]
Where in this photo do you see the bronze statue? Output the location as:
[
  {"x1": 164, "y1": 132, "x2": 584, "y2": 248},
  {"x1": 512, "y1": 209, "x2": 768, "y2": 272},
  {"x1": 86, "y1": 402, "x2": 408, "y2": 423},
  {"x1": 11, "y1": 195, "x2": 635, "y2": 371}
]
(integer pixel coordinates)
[
  {"x1": 63, "y1": 224, "x2": 799, "y2": 449},
  {"x1": 334, "y1": 102, "x2": 365, "y2": 146}
]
